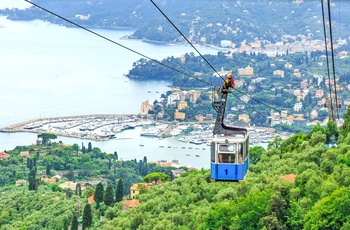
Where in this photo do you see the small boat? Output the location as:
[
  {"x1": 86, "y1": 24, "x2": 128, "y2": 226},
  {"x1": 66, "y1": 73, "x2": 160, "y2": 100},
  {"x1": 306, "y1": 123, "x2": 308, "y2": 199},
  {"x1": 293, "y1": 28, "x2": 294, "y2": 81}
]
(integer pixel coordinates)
[
  {"x1": 168, "y1": 146, "x2": 171, "y2": 148},
  {"x1": 186, "y1": 153, "x2": 191, "y2": 156},
  {"x1": 195, "y1": 154, "x2": 200, "y2": 157},
  {"x1": 182, "y1": 147, "x2": 186, "y2": 149},
  {"x1": 139, "y1": 144, "x2": 144, "y2": 147},
  {"x1": 147, "y1": 91, "x2": 151, "y2": 93},
  {"x1": 159, "y1": 146, "x2": 164, "y2": 148}
]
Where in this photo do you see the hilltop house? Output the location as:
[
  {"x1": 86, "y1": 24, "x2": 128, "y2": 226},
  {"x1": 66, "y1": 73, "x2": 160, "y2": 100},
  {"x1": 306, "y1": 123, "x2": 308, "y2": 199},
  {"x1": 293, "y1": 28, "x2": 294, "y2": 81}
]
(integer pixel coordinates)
[
  {"x1": 130, "y1": 183, "x2": 151, "y2": 199},
  {"x1": 121, "y1": 199, "x2": 140, "y2": 211},
  {"x1": 0, "y1": 152, "x2": 10, "y2": 160}
]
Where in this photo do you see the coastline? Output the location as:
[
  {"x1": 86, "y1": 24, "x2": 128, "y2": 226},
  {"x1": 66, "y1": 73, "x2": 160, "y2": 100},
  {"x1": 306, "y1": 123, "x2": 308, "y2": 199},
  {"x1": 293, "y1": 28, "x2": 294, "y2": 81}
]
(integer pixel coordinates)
[
  {"x1": 0, "y1": 114, "x2": 140, "y2": 141},
  {"x1": 0, "y1": 114, "x2": 290, "y2": 145}
]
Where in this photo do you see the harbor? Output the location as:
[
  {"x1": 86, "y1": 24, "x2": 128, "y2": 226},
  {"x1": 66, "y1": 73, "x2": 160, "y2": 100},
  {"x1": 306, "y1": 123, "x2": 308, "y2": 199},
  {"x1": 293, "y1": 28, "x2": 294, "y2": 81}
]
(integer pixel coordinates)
[
  {"x1": 0, "y1": 114, "x2": 293, "y2": 169},
  {"x1": 0, "y1": 114, "x2": 292, "y2": 145}
]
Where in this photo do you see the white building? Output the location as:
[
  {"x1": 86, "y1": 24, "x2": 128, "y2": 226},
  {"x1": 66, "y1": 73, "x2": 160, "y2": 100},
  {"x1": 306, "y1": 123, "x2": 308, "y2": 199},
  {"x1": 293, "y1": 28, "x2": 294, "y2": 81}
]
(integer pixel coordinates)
[
  {"x1": 294, "y1": 102, "x2": 303, "y2": 112},
  {"x1": 221, "y1": 40, "x2": 232, "y2": 48},
  {"x1": 167, "y1": 93, "x2": 180, "y2": 106}
]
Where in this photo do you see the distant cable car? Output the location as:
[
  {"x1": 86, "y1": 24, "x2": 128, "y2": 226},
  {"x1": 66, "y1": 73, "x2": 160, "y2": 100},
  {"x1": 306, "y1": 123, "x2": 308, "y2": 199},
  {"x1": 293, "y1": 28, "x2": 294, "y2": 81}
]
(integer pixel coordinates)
[{"x1": 210, "y1": 74, "x2": 249, "y2": 181}]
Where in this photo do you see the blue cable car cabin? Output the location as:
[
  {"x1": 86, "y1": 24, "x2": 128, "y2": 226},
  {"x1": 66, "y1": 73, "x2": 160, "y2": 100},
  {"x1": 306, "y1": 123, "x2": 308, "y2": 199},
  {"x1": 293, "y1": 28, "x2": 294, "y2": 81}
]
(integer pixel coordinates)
[
  {"x1": 210, "y1": 134, "x2": 249, "y2": 181},
  {"x1": 210, "y1": 74, "x2": 250, "y2": 181}
]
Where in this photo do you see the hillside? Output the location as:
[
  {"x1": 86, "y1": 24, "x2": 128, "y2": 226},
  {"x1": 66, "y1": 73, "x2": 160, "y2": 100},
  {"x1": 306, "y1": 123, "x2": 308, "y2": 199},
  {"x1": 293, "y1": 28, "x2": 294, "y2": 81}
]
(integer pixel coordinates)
[
  {"x1": 94, "y1": 128, "x2": 350, "y2": 229},
  {"x1": 2, "y1": 0, "x2": 350, "y2": 46},
  {"x1": 0, "y1": 107, "x2": 349, "y2": 229}
]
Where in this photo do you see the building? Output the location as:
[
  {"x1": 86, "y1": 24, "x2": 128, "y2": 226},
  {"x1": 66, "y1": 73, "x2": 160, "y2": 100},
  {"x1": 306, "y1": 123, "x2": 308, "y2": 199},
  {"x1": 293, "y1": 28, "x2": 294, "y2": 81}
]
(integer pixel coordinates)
[
  {"x1": 285, "y1": 63, "x2": 293, "y2": 69},
  {"x1": 188, "y1": 90, "x2": 200, "y2": 103},
  {"x1": 75, "y1": 14, "x2": 90, "y2": 20},
  {"x1": 177, "y1": 101, "x2": 188, "y2": 110},
  {"x1": 310, "y1": 110, "x2": 318, "y2": 120},
  {"x1": 280, "y1": 174, "x2": 296, "y2": 183},
  {"x1": 281, "y1": 110, "x2": 288, "y2": 118},
  {"x1": 273, "y1": 70, "x2": 284, "y2": 78},
  {"x1": 0, "y1": 152, "x2": 10, "y2": 160},
  {"x1": 206, "y1": 114, "x2": 214, "y2": 119},
  {"x1": 293, "y1": 72, "x2": 301, "y2": 78},
  {"x1": 338, "y1": 50, "x2": 348, "y2": 58},
  {"x1": 213, "y1": 67, "x2": 231, "y2": 78},
  {"x1": 220, "y1": 40, "x2": 233, "y2": 48},
  {"x1": 20, "y1": 151, "x2": 30, "y2": 158},
  {"x1": 294, "y1": 102, "x2": 303, "y2": 112},
  {"x1": 130, "y1": 183, "x2": 150, "y2": 199},
  {"x1": 238, "y1": 114, "x2": 250, "y2": 123},
  {"x1": 59, "y1": 182, "x2": 86, "y2": 191},
  {"x1": 195, "y1": 115, "x2": 204, "y2": 122},
  {"x1": 300, "y1": 80, "x2": 308, "y2": 89},
  {"x1": 237, "y1": 66, "x2": 254, "y2": 77},
  {"x1": 296, "y1": 94, "x2": 304, "y2": 102},
  {"x1": 121, "y1": 199, "x2": 140, "y2": 211},
  {"x1": 235, "y1": 80, "x2": 244, "y2": 88},
  {"x1": 87, "y1": 195, "x2": 95, "y2": 204},
  {"x1": 315, "y1": 89, "x2": 324, "y2": 98},
  {"x1": 174, "y1": 110, "x2": 185, "y2": 120},
  {"x1": 167, "y1": 93, "x2": 180, "y2": 105},
  {"x1": 180, "y1": 92, "x2": 187, "y2": 102},
  {"x1": 171, "y1": 169, "x2": 186, "y2": 178},
  {"x1": 293, "y1": 116, "x2": 307, "y2": 127},
  {"x1": 140, "y1": 100, "x2": 154, "y2": 115},
  {"x1": 178, "y1": 55, "x2": 186, "y2": 63},
  {"x1": 250, "y1": 41, "x2": 261, "y2": 49},
  {"x1": 332, "y1": 85, "x2": 343, "y2": 91},
  {"x1": 239, "y1": 41, "x2": 251, "y2": 53}
]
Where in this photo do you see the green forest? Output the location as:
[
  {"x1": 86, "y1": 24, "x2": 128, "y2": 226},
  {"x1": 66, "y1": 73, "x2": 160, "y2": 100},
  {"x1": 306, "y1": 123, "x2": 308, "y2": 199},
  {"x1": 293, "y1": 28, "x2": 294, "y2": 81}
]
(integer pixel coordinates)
[{"x1": 0, "y1": 107, "x2": 349, "y2": 229}]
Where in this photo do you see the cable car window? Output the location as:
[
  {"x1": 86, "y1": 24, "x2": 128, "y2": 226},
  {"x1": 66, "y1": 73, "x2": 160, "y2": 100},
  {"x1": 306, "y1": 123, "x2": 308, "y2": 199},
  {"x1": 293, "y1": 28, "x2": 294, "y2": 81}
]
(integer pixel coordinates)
[
  {"x1": 238, "y1": 143, "x2": 243, "y2": 164},
  {"x1": 211, "y1": 142, "x2": 215, "y2": 163},
  {"x1": 219, "y1": 144, "x2": 235, "y2": 152},
  {"x1": 218, "y1": 153, "x2": 235, "y2": 163},
  {"x1": 245, "y1": 138, "x2": 249, "y2": 159}
]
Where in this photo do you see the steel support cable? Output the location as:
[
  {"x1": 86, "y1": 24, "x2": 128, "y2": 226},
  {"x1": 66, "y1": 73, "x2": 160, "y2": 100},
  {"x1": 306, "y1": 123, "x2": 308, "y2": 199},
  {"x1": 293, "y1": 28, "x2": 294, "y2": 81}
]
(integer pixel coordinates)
[
  {"x1": 326, "y1": 0, "x2": 340, "y2": 120},
  {"x1": 24, "y1": 0, "x2": 215, "y2": 87},
  {"x1": 321, "y1": 0, "x2": 335, "y2": 121},
  {"x1": 287, "y1": 0, "x2": 300, "y2": 35},
  {"x1": 150, "y1": 0, "x2": 281, "y2": 114},
  {"x1": 150, "y1": 0, "x2": 225, "y2": 82}
]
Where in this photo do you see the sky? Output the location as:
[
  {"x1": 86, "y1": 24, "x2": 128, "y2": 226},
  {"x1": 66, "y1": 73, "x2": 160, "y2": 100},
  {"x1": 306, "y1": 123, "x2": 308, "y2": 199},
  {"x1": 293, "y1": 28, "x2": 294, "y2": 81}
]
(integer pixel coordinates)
[{"x1": 0, "y1": 0, "x2": 31, "y2": 10}]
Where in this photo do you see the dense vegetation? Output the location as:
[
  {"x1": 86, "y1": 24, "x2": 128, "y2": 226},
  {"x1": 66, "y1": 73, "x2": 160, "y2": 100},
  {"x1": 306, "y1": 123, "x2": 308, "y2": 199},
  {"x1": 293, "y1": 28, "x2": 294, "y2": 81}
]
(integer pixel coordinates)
[
  {"x1": 0, "y1": 137, "x2": 176, "y2": 196},
  {"x1": 0, "y1": 107, "x2": 348, "y2": 229},
  {"x1": 94, "y1": 109, "x2": 350, "y2": 229}
]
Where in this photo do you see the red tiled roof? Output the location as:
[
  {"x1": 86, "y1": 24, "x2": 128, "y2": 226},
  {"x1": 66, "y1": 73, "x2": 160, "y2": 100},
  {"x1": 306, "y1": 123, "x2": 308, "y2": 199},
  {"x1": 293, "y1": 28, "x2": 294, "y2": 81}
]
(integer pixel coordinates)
[
  {"x1": 0, "y1": 152, "x2": 10, "y2": 159},
  {"x1": 87, "y1": 195, "x2": 95, "y2": 204},
  {"x1": 280, "y1": 174, "x2": 296, "y2": 183},
  {"x1": 122, "y1": 199, "x2": 140, "y2": 208}
]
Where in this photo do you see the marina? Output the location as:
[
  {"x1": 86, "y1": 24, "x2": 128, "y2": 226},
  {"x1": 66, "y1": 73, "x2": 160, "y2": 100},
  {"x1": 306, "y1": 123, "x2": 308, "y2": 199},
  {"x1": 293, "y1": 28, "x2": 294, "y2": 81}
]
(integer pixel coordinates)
[
  {"x1": 0, "y1": 114, "x2": 289, "y2": 169},
  {"x1": 0, "y1": 114, "x2": 290, "y2": 145}
]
